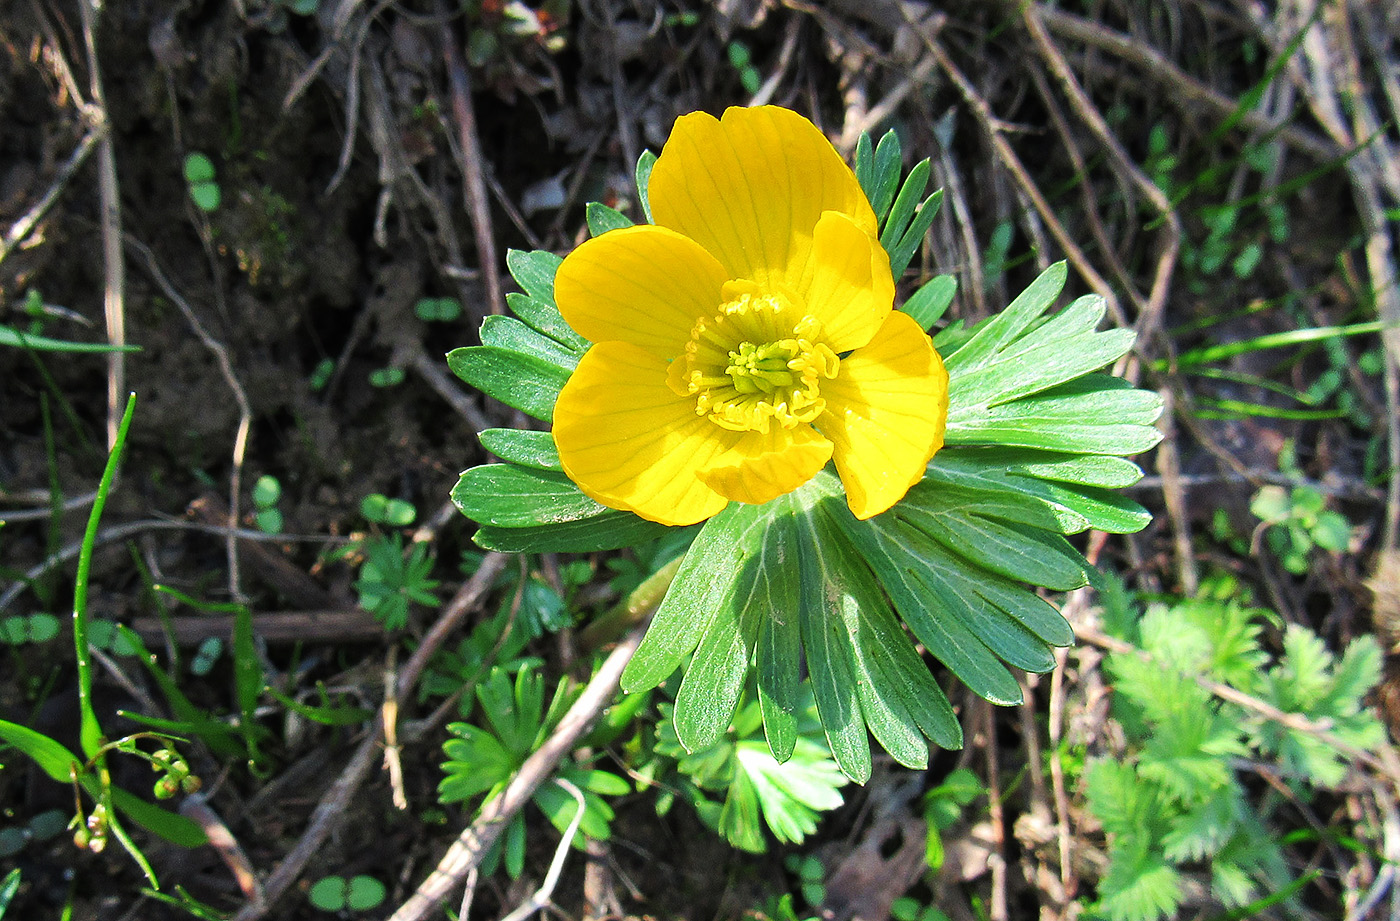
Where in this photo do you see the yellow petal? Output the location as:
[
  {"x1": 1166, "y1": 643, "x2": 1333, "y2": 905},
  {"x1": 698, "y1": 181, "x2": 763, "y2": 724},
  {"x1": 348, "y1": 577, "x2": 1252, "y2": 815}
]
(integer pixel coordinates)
[
  {"x1": 698, "y1": 425, "x2": 833, "y2": 506},
  {"x1": 553, "y1": 341, "x2": 732, "y2": 526},
  {"x1": 801, "y1": 211, "x2": 894, "y2": 352},
  {"x1": 648, "y1": 106, "x2": 876, "y2": 288},
  {"x1": 554, "y1": 225, "x2": 729, "y2": 359},
  {"x1": 817, "y1": 311, "x2": 949, "y2": 519}
]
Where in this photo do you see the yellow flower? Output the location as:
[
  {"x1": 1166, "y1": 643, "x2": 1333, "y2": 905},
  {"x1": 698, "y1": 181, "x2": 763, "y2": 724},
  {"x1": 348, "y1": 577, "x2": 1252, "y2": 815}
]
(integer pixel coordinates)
[{"x1": 552, "y1": 106, "x2": 949, "y2": 527}]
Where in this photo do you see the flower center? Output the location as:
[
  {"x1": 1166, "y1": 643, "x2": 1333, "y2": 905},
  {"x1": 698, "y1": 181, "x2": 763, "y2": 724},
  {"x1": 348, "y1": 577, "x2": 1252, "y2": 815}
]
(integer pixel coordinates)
[{"x1": 671, "y1": 290, "x2": 840, "y2": 434}]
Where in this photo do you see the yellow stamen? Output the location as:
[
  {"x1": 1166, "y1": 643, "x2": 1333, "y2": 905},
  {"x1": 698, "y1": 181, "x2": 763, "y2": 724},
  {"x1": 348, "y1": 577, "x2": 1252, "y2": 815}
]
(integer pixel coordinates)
[{"x1": 676, "y1": 291, "x2": 839, "y2": 434}]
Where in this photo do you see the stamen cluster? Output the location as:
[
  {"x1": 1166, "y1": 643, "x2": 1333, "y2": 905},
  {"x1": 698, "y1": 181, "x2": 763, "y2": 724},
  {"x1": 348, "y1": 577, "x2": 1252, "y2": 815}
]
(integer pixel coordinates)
[{"x1": 671, "y1": 292, "x2": 839, "y2": 434}]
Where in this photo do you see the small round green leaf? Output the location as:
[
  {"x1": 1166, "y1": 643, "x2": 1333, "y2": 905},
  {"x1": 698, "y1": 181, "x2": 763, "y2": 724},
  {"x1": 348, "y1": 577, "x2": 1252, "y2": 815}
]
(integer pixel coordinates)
[
  {"x1": 252, "y1": 475, "x2": 282, "y2": 509},
  {"x1": 368, "y1": 367, "x2": 405, "y2": 387},
  {"x1": 183, "y1": 153, "x2": 215, "y2": 184},
  {"x1": 308, "y1": 876, "x2": 347, "y2": 911},
  {"x1": 345, "y1": 875, "x2": 386, "y2": 911},
  {"x1": 191, "y1": 636, "x2": 223, "y2": 676},
  {"x1": 0, "y1": 828, "x2": 26, "y2": 857},
  {"x1": 26, "y1": 613, "x2": 60, "y2": 643},
  {"x1": 189, "y1": 181, "x2": 221, "y2": 212},
  {"x1": 361, "y1": 493, "x2": 416, "y2": 525},
  {"x1": 414, "y1": 297, "x2": 463, "y2": 322},
  {"x1": 309, "y1": 358, "x2": 334, "y2": 391},
  {"x1": 255, "y1": 508, "x2": 284, "y2": 534}
]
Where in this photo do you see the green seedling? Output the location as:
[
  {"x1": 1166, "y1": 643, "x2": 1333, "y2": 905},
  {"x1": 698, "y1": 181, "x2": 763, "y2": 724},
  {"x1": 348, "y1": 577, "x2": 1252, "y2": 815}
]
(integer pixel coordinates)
[
  {"x1": 727, "y1": 40, "x2": 762, "y2": 94},
  {"x1": 308, "y1": 358, "x2": 334, "y2": 391},
  {"x1": 0, "y1": 396, "x2": 207, "y2": 886},
  {"x1": 0, "y1": 809, "x2": 68, "y2": 857},
  {"x1": 414, "y1": 297, "x2": 463, "y2": 322},
  {"x1": 190, "y1": 637, "x2": 223, "y2": 677},
  {"x1": 353, "y1": 534, "x2": 439, "y2": 630},
  {"x1": 360, "y1": 493, "x2": 416, "y2": 527},
  {"x1": 890, "y1": 899, "x2": 951, "y2": 921},
  {"x1": 183, "y1": 153, "x2": 221, "y2": 213},
  {"x1": 308, "y1": 875, "x2": 386, "y2": 912},
  {"x1": 922, "y1": 767, "x2": 984, "y2": 872},
  {"x1": 0, "y1": 612, "x2": 60, "y2": 645},
  {"x1": 652, "y1": 691, "x2": 847, "y2": 854},
  {"x1": 784, "y1": 853, "x2": 825, "y2": 908},
  {"x1": 368, "y1": 367, "x2": 405, "y2": 387},
  {"x1": 85, "y1": 619, "x2": 139, "y2": 656},
  {"x1": 252, "y1": 474, "x2": 283, "y2": 534},
  {"x1": 1250, "y1": 483, "x2": 1351, "y2": 575},
  {"x1": 1084, "y1": 575, "x2": 1383, "y2": 920},
  {"x1": 438, "y1": 664, "x2": 632, "y2": 879}
]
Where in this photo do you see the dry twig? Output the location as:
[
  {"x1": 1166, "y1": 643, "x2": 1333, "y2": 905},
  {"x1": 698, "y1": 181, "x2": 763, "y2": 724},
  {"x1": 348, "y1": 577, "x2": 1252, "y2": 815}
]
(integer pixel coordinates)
[{"x1": 74, "y1": 0, "x2": 126, "y2": 451}]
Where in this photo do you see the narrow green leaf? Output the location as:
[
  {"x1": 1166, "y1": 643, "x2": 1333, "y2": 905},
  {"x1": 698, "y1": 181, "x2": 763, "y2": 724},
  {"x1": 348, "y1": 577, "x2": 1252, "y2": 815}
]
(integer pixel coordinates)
[
  {"x1": 473, "y1": 514, "x2": 669, "y2": 554},
  {"x1": 796, "y1": 514, "x2": 871, "y2": 784},
  {"x1": 922, "y1": 454, "x2": 1088, "y2": 534},
  {"x1": 902, "y1": 479, "x2": 1065, "y2": 532},
  {"x1": 623, "y1": 503, "x2": 755, "y2": 693},
  {"x1": 0, "y1": 719, "x2": 81, "y2": 781},
  {"x1": 674, "y1": 596, "x2": 753, "y2": 754},
  {"x1": 672, "y1": 506, "x2": 770, "y2": 751},
  {"x1": 897, "y1": 500, "x2": 1087, "y2": 591},
  {"x1": 477, "y1": 429, "x2": 561, "y2": 470},
  {"x1": 867, "y1": 129, "x2": 903, "y2": 222},
  {"x1": 264, "y1": 686, "x2": 373, "y2": 725},
  {"x1": 901, "y1": 275, "x2": 957, "y2": 331},
  {"x1": 504, "y1": 292, "x2": 590, "y2": 354},
  {"x1": 636, "y1": 150, "x2": 657, "y2": 224},
  {"x1": 887, "y1": 189, "x2": 943, "y2": 280},
  {"x1": 232, "y1": 604, "x2": 264, "y2": 766},
  {"x1": 991, "y1": 449, "x2": 1144, "y2": 489},
  {"x1": 479, "y1": 315, "x2": 579, "y2": 371},
  {"x1": 916, "y1": 544, "x2": 1060, "y2": 672},
  {"x1": 453, "y1": 464, "x2": 604, "y2": 528},
  {"x1": 109, "y1": 789, "x2": 208, "y2": 848},
  {"x1": 1172, "y1": 319, "x2": 1388, "y2": 368},
  {"x1": 505, "y1": 248, "x2": 563, "y2": 305},
  {"x1": 586, "y1": 202, "x2": 634, "y2": 236},
  {"x1": 446, "y1": 346, "x2": 569, "y2": 422},
  {"x1": 880, "y1": 159, "x2": 930, "y2": 252},
  {"x1": 927, "y1": 448, "x2": 1152, "y2": 534},
  {"x1": 854, "y1": 131, "x2": 875, "y2": 205},
  {"x1": 958, "y1": 567, "x2": 1074, "y2": 647},
  {"x1": 0, "y1": 326, "x2": 141, "y2": 353},
  {"x1": 950, "y1": 313, "x2": 1137, "y2": 409},
  {"x1": 942, "y1": 262, "x2": 1067, "y2": 373},
  {"x1": 753, "y1": 508, "x2": 802, "y2": 763},
  {"x1": 1019, "y1": 479, "x2": 1153, "y2": 535},
  {"x1": 838, "y1": 513, "x2": 1023, "y2": 705}
]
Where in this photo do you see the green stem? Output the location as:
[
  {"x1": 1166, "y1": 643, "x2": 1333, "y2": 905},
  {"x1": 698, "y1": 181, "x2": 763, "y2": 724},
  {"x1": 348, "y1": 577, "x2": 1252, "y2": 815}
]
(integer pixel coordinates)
[
  {"x1": 576, "y1": 553, "x2": 683, "y2": 653},
  {"x1": 74, "y1": 393, "x2": 137, "y2": 760}
]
